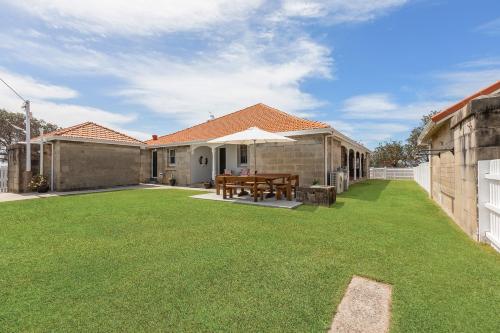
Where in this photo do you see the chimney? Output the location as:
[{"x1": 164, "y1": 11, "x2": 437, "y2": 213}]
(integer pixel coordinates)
[{"x1": 152, "y1": 134, "x2": 158, "y2": 141}]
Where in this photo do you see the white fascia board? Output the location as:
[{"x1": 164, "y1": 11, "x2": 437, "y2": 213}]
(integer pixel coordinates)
[
  {"x1": 277, "y1": 128, "x2": 370, "y2": 152},
  {"x1": 147, "y1": 128, "x2": 370, "y2": 152}
]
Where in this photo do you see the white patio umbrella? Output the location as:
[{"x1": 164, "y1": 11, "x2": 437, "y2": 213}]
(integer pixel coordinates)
[{"x1": 207, "y1": 127, "x2": 295, "y2": 174}]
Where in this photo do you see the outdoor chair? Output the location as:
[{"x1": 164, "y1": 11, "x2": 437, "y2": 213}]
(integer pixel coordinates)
[{"x1": 276, "y1": 175, "x2": 299, "y2": 201}]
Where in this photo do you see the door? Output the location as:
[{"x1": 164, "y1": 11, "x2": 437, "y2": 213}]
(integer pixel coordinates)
[
  {"x1": 219, "y1": 148, "x2": 226, "y2": 174},
  {"x1": 152, "y1": 150, "x2": 158, "y2": 179}
]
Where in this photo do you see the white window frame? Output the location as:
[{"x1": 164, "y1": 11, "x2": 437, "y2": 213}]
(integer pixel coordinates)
[{"x1": 168, "y1": 149, "x2": 176, "y2": 166}]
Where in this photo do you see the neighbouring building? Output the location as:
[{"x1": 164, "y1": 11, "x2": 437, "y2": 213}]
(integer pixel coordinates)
[
  {"x1": 8, "y1": 122, "x2": 146, "y2": 192},
  {"x1": 8, "y1": 103, "x2": 370, "y2": 192},
  {"x1": 419, "y1": 81, "x2": 500, "y2": 240}
]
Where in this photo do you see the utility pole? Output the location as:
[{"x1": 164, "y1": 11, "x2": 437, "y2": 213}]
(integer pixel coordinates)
[
  {"x1": 23, "y1": 100, "x2": 31, "y2": 172},
  {"x1": 40, "y1": 128, "x2": 44, "y2": 175}
]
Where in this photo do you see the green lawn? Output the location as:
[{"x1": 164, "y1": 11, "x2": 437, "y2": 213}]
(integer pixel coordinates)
[{"x1": 1, "y1": 180, "x2": 499, "y2": 332}]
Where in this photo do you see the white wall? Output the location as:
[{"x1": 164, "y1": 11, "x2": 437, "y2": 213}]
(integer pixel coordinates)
[
  {"x1": 190, "y1": 146, "x2": 212, "y2": 183},
  {"x1": 216, "y1": 144, "x2": 247, "y2": 175}
]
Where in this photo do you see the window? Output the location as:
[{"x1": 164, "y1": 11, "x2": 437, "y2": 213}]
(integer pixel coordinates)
[
  {"x1": 238, "y1": 145, "x2": 248, "y2": 166},
  {"x1": 168, "y1": 149, "x2": 176, "y2": 165}
]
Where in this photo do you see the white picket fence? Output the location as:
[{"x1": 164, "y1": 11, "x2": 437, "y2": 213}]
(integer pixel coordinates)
[
  {"x1": 413, "y1": 162, "x2": 430, "y2": 193},
  {"x1": 478, "y1": 159, "x2": 500, "y2": 252},
  {"x1": 369, "y1": 167, "x2": 414, "y2": 180},
  {"x1": 0, "y1": 165, "x2": 7, "y2": 193}
]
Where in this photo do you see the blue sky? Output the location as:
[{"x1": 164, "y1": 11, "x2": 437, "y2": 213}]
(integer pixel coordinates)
[{"x1": 0, "y1": 0, "x2": 499, "y2": 148}]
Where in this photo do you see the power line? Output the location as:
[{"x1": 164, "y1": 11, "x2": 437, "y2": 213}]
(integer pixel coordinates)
[{"x1": 0, "y1": 77, "x2": 27, "y2": 102}]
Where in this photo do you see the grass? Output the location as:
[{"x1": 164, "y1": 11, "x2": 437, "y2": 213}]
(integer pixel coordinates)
[{"x1": 0, "y1": 180, "x2": 499, "y2": 332}]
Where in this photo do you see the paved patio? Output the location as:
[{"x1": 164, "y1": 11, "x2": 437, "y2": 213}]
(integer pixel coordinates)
[{"x1": 190, "y1": 192, "x2": 302, "y2": 209}]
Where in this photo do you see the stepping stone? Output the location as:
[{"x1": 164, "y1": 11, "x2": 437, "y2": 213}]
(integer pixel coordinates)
[{"x1": 329, "y1": 276, "x2": 392, "y2": 333}]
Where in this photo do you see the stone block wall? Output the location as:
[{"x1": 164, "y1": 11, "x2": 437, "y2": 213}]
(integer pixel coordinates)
[
  {"x1": 55, "y1": 141, "x2": 141, "y2": 191},
  {"x1": 250, "y1": 134, "x2": 326, "y2": 186},
  {"x1": 430, "y1": 93, "x2": 500, "y2": 239},
  {"x1": 140, "y1": 149, "x2": 151, "y2": 183},
  {"x1": 7, "y1": 143, "x2": 52, "y2": 193},
  {"x1": 159, "y1": 146, "x2": 191, "y2": 186},
  {"x1": 7, "y1": 144, "x2": 26, "y2": 193}
]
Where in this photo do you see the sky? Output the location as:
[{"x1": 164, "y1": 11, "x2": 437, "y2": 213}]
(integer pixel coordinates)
[{"x1": 0, "y1": 0, "x2": 499, "y2": 148}]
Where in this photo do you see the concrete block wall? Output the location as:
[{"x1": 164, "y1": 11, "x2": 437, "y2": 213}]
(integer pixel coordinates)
[
  {"x1": 7, "y1": 143, "x2": 51, "y2": 193},
  {"x1": 429, "y1": 94, "x2": 500, "y2": 240},
  {"x1": 251, "y1": 134, "x2": 326, "y2": 186},
  {"x1": 140, "y1": 149, "x2": 151, "y2": 183},
  {"x1": 161, "y1": 146, "x2": 191, "y2": 186},
  {"x1": 7, "y1": 144, "x2": 25, "y2": 193},
  {"x1": 54, "y1": 141, "x2": 142, "y2": 191}
]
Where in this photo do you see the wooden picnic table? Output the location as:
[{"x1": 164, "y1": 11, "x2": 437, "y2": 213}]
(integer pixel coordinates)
[{"x1": 216, "y1": 174, "x2": 297, "y2": 202}]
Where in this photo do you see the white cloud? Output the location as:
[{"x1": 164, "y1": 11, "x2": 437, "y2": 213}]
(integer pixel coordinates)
[
  {"x1": 459, "y1": 57, "x2": 500, "y2": 68},
  {"x1": 0, "y1": 68, "x2": 77, "y2": 100},
  {"x1": 340, "y1": 92, "x2": 450, "y2": 120},
  {"x1": 0, "y1": 31, "x2": 333, "y2": 126},
  {"x1": 0, "y1": 69, "x2": 147, "y2": 138},
  {"x1": 475, "y1": 17, "x2": 500, "y2": 35},
  {"x1": 435, "y1": 68, "x2": 500, "y2": 99},
  {"x1": 275, "y1": 0, "x2": 408, "y2": 23},
  {"x1": 5, "y1": 0, "x2": 263, "y2": 35},
  {"x1": 329, "y1": 119, "x2": 410, "y2": 147},
  {"x1": 342, "y1": 93, "x2": 397, "y2": 113},
  {"x1": 112, "y1": 37, "x2": 332, "y2": 123}
]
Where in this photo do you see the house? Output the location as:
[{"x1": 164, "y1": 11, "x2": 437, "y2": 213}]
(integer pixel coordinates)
[
  {"x1": 145, "y1": 103, "x2": 369, "y2": 187},
  {"x1": 8, "y1": 122, "x2": 147, "y2": 192},
  {"x1": 419, "y1": 81, "x2": 500, "y2": 240},
  {"x1": 7, "y1": 103, "x2": 370, "y2": 192}
]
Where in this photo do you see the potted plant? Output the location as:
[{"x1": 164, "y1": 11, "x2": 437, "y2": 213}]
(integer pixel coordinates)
[
  {"x1": 29, "y1": 175, "x2": 49, "y2": 193},
  {"x1": 168, "y1": 172, "x2": 176, "y2": 186}
]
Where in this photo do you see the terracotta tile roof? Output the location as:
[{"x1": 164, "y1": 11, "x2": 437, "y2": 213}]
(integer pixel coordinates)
[
  {"x1": 432, "y1": 80, "x2": 500, "y2": 122},
  {"x1": 39, "y1": 122, "x2": 144, "y2": 145},
  {"x1": 147, "y1": 103, "x2": 330, "y2": 145}
]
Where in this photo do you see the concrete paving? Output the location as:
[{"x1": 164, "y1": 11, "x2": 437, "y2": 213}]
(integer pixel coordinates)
[
  {"x1": 190, "y1": 192, "x2": 302, "y2": 209},
  {"x1": 329, "y1": 276, "x2": 392, "y2": 333},
  {"x1": 0, "y1": 184, "x2": 215, "y2": 203}
]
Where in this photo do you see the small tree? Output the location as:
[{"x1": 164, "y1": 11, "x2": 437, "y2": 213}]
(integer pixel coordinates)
[
  {"x1": 0, "y1": 109, "x2": 59, "y2": 161},
  {"x1": 404, "y1": 111, "x2": 438, "y2": 167},
  {"x1": 371, "y1": 140, "x2": 406, "y2": 167}
]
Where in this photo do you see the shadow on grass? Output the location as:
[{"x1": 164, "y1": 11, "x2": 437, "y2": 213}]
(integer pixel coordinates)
[
  {"x1": 338, "y1": 180, "x2": 389, "y2": 202},
  {"x1": 296, "y1": 205, "x2": 320, "y2": 213},
  {"x1": 295, "y1": 201, "x2": 345, "y2": 213}
]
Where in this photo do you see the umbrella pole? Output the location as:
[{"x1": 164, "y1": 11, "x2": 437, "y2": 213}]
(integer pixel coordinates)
[{"x1": 253, "y1": 139, "x2": 257, "y2": 175}]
